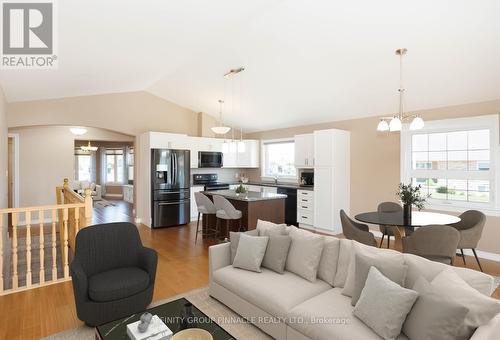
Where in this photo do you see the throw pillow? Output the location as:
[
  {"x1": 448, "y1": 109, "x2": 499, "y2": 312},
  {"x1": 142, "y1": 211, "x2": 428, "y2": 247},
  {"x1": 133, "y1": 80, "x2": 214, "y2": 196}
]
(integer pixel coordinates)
[
  {"x1": 430, "y1": 269, "x2": 500, "y2": 337},
  {"x1": 256, "y1": 219, "x2": 287, "y2": 236},
  {"x1": 403, "y1": 276, "x2": 469, "y2": 340},
  {"x1": 232, "y1": 234, "x2": 269, "y2": 272},
  {"x1": 353, "y1": 267, "x2": 418, "y2": 340},
  {"x1": 332, "y1": 239, "x2": 352, "y2": 287},
  {"x1": 285, "y1": 227, "x2": 324, "y2": 282},
  {"x1": 317, "y1": 236, "x2": 340, "y2": 285},
  {"x1": 349, "y1": 252, "x2": 407, "y2": 306},
  {"x1": 261, "y1": 231, "x2": 292, "y2": 274},
  {"x1": 343, "y1": 241, "x2": 404, "y2": 299},
  {"x1": 229, "y1": 229, "x2": 259, "y2": 263}
]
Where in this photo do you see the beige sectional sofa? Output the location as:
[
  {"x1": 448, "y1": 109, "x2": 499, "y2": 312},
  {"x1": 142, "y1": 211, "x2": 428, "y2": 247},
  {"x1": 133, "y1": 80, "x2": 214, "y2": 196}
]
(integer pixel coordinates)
[{"x1": 209, "y1": 230, "x2": 500, "y2": 340}]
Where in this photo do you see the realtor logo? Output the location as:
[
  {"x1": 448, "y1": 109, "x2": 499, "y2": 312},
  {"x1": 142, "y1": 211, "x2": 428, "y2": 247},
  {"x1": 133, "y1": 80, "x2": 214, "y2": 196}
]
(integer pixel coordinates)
[{"x1": 1, "y1": 0, "x2": 57, "y2": 68}]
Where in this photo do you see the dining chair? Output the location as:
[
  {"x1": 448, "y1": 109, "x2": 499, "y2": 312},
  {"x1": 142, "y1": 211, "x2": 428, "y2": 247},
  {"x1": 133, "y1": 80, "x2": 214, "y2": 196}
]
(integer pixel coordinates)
[
  {"x1": 377, "y1": 202, "x2": 401, "y2": 248},
  {"x1": 402, "y1": 225, "x2": 460, "y2": 265},
  {"x1": 194, "y1": 192, "x2": 218, "y2": 244},
  {"x1": 213, "y1": 195, "x2": 243, "y2": 238},
  {"x1": 340, "y1": 209, "x2": 377, "y2": 247},
  {"x1": 451, "y1": 210, "x2": 486, "y2": 272}
]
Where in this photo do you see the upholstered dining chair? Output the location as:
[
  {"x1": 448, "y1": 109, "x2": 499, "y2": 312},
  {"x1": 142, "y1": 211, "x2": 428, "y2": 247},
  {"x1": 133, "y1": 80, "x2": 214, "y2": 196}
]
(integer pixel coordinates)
[
  {"x1": 377, "y1": 202, "x2": 402, "y2": 248},
  {"x1": 213, "y1": 195, "x2": 243, "y2": 238},
  {"x1": 340, "y1": 209, "x2": 377, "y2": 247},
  {"x1": 402, "y1": 225, "x2": 460, "y2": 265},
  {"x1": 194, "y1": 192, "x2": 218, "y2": 244},
  {"x1": 451, "y1": 210, "x2": 486, "y2": 272}
]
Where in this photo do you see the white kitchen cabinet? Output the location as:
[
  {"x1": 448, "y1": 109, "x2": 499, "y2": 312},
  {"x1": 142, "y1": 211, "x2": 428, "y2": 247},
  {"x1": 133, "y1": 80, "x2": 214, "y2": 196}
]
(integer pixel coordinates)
[
  {"x1": 313, "y1": 129, "x2": 350, "y2": 234},
  {"x1": 297, "y1": 189, "x2": 314, "y2": 227},
  {"x1": 190, "y1": 186, "x2": 205, "y2": 221},
  {"x1": 246, "y1": 185, "x2": 262, "y2": 193},
  {"x1": 294, "y1": 134, "x2": 314, "y2": 168},
  {"x1": 223, "y1": 140, "x2": 259, "y2": 168},
  {"x1": 123, "y1": 185, "x2": 134, "y2": 204}
]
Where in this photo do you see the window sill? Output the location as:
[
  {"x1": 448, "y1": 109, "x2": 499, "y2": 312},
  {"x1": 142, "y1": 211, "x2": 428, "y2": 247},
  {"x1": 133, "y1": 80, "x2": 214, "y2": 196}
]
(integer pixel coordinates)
[
  {"x1": 424, "y1": 202, "x2": 500, "y2": 217},
  {"x1": 260, "y1": 176, "x2": 298, "y2": 184}
]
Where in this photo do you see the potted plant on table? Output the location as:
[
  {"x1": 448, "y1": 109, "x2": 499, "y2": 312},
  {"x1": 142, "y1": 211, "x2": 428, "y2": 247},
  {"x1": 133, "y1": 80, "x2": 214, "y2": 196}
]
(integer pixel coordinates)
[{"x1": 396, "y1": 183, "x2": 429, "y2": 223}]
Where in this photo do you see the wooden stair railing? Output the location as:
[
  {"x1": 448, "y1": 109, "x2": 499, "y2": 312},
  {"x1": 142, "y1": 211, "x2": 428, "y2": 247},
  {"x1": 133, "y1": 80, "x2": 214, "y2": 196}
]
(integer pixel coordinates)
[{"x1": 0, "y1": 178, "x2": 93, "y2": 295}]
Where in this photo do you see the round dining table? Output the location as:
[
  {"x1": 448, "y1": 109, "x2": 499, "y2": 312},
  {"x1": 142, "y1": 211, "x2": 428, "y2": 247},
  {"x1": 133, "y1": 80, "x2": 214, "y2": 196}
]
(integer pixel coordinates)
[{"x1": 354, "y1": 211, "x2": 461, "y2": 250}]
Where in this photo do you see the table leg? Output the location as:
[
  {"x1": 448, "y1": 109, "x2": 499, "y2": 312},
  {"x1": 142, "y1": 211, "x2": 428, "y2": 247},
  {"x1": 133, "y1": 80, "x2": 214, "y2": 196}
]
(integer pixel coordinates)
[{"x1": 389, "y1": 226, "x2": 406, "y2": 252}]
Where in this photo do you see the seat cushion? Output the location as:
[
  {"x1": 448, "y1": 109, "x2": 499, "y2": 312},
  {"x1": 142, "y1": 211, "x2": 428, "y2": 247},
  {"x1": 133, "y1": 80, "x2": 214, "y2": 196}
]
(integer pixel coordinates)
[
  {"x1": 212, "y1": 266, "x2": 331, "y2": 318},
  {"x1": 88, "y1": 267, "x2": 150, "y2": 302},
  {"x1": 287, "y1": 288, "x2": 409, "y2": 340}
]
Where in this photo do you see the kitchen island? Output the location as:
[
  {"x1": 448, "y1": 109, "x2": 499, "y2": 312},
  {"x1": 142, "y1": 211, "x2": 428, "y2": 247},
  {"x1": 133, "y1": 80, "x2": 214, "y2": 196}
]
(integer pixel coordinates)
[{"x1": 202, "y1": 189, "x2": 287, "y2": 235}]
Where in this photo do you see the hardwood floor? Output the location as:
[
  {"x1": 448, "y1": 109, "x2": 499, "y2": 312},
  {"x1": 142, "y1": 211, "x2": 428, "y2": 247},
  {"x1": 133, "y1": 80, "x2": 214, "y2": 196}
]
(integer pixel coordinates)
[{"x1": 0, "y1": 202, "x2": 498, "y2": 339}]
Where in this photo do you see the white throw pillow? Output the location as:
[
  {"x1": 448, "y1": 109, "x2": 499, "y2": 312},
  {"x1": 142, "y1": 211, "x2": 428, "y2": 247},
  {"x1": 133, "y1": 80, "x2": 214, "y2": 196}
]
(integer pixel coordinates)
[
  {"x1": 353, "y1": 267, "x2": 418, "y2": 340},
  {"x1": 232, "y1": 234, "x2": 269, "y2": 272},
  {"x1": 430, "y1": 269, "x2": 500, "y2": 337},
  {"x1": 403, "y1": 276, "x2": 469, "y2": 340},
  {"x1": 332, "y1": 239, "x2": 352, "y2": 287},
  {"x1": 317, "y1": 236, "x2": 340, "y2": 286},
  {"x1": 256, "y1": 219, "x2": 287, "y2": 236},
  {"x1": 285, "y1": 227, "x2": 324, "y2": 282},
  {"x1": 343, "y1": 241, "x2": 405, "y2": 298}
]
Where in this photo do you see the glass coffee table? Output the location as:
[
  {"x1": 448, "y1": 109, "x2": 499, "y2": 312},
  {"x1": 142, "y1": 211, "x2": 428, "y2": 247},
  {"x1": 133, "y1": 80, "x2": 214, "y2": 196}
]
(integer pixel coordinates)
[{"x1": 95, "y1": 297, "x2": 235, "y2": 340}]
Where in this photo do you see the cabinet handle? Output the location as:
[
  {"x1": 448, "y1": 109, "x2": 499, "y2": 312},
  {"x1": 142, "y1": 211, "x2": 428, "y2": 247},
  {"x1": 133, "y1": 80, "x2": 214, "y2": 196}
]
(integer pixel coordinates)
[
  {"x1": 302, "y1": 206, "x2": 307, "y2": 208},
  {"x1": 302, "y1": 216, "x2": 307, "y2": 219}
]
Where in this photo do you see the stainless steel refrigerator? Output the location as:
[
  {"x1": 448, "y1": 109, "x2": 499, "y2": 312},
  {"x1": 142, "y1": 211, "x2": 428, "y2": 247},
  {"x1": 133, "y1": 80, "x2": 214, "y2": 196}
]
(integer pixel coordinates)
[{"x1": 151, "y1": 149, "x2": 190, "y2": 228}]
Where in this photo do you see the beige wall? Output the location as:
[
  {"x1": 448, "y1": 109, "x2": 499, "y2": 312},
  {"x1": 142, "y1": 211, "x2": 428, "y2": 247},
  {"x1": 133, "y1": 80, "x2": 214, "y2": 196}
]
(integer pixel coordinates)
[
  {"x1": 8, "y1": 126, "x2": 133, "y2": 208},
  {"x1": 0, "y1": 87, "x2": 7, "y2": 211},
  {"x1": 7, "y1": 91, "x2": 199, "y2": 137},
  {"x1": 246, "y1": 99, "x2": 500, "y2": 255}
]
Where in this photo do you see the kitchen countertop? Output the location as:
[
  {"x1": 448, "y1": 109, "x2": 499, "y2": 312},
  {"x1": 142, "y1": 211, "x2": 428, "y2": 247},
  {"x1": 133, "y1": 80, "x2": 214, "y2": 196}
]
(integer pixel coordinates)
[
  {"x1": 202, "y1": 189, "x2": 287, "y2": 201},
  {"x1": 233, "y1": 181, "x2": 314, "y2": 191}
]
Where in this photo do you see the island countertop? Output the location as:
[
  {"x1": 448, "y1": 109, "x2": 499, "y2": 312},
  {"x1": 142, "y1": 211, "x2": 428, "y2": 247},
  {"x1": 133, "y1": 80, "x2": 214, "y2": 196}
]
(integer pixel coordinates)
[{"x1": 202, "y1": 189, "x2": 287, "y2": 202}]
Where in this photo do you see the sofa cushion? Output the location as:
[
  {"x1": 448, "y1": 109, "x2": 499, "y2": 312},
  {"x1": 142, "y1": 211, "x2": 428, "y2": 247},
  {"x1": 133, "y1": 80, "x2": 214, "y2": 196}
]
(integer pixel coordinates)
[
  {"x1": 88, "y1": 267, "x2": 150, "y2": 302},
  {"x1": 286, "y1": 227, "x2": 325, "y2": 282},
  {"x1": 333, "y1": 239, "x2": 352, "y2": 287},
  {"x1": 256, "y1": 219, "x2": 287, "y2": 236},
  {"x1": 403, "y1": 253, "x2": 495, "y2": 296},
  {"x1": 317, "y1": 236, "x2": 340, "y2": 286},
  {"x1": 212, "y1": 266, "x2": 330, "y2": 318},
  {"x1": 353, "y1": 267, "x2": 418, "y2": 340},
  {"x1": 230, "y1": 229, "x2": 259, "y2": 263},
  {"x1": 232, "y1": 234, "x2": 269, "y2": 272},
  {"x1": 287, "y1": 287, "x2": 409, "y2": 340}
]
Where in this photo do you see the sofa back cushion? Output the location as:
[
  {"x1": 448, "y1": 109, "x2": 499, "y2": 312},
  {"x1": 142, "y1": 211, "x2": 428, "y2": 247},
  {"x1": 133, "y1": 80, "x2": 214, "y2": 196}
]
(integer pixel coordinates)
[
  {"x1": 333, "y1": 239, "x2": 352, "y2": 287},
  {"x1": 285, "y1": 227, "x2": 324, "y2": 282},
  {"x1": 403, "y1": 253, "x2": 495, "y2": 296},
  {"x1": 317, "y1": 236, "x2": 340, "y2": 286},
  {"x1": 256, "y1": 219, "x2": 287, "y2": 236}
]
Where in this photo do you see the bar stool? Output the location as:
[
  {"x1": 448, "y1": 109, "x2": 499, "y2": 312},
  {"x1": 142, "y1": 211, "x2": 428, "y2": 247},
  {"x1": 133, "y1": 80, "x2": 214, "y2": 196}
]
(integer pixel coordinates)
[
  {"x1": 194, "y1": 192, "x2": 218, "y2": 244},
  {"x1": 213, "y1": 195, "x2": 243, "y2": 238}
]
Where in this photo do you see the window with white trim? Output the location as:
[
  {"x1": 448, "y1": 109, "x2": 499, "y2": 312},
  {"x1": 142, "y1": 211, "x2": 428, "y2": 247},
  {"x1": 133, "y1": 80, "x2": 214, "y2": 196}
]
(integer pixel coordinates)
[
  {"x1": 401, "y1": 115, "x2": 498, "y2": 212},
  {"x1": 261, "y1": 139, "x2": 297, "y2": 179}
]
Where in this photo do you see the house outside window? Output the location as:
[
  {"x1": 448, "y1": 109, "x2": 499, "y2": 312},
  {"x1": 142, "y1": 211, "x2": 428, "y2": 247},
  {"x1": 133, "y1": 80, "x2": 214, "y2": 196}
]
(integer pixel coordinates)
[
  {"x1": 261, "y1": 139, "x2": 297, "y2": 179},
  {"x1": 401, "y1": 115, "x2": 498, "y2": 213}
]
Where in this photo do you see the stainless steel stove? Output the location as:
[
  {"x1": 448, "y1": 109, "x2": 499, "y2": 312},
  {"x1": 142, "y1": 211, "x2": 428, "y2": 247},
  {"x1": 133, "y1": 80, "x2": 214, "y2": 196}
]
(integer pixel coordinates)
[{"x1": 193, "y1": 173, "x2": 230, "y2": 191}]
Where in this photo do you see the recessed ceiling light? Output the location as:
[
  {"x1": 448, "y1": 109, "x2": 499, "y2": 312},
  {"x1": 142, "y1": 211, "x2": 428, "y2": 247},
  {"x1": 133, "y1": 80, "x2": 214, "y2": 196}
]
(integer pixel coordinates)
[{"x1": 70, "y1": 127, "x2": 87, "y2": 136}]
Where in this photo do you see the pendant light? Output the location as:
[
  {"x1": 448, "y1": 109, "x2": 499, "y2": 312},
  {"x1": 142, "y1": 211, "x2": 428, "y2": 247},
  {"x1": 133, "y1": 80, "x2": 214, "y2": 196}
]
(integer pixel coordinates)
[
  {"x1": 238, "y1": 127, "x2": 245, "y2": 153},
  {"x1": 211, "y1": 99, "x2": 231, "y2": 135},
  {"x1": 377, "y1": 48, "x2": 424, "y2": 132}
]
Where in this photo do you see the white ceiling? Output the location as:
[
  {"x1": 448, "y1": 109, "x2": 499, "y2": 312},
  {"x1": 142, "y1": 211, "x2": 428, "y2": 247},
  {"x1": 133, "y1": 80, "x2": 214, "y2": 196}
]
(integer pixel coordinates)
[{"x1": 1, "y1": 0, "x2": 499, "y2": 132}]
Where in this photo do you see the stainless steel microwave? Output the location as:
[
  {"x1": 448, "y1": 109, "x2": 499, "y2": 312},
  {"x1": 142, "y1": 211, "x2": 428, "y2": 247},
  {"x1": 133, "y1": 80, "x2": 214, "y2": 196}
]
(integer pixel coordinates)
[{"x1": 198, "y1": 151, "x2": 223, "y2": 168}]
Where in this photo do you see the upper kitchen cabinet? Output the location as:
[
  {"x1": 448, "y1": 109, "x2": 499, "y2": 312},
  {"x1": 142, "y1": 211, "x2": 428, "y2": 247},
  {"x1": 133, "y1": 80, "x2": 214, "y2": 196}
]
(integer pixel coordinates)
[
  {"x1": 313, "y1": 129, "x2": 350, "y2": 167},
  {"x1": 294, "y1": 133, "x2": 314, "y2": 168},
  {"x1": 223, "y1": 140, "x2": 259, "y2": 168}
]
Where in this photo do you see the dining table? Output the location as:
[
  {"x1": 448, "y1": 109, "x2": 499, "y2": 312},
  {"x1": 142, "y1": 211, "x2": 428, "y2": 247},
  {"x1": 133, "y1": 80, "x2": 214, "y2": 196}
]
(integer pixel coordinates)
[{"x1": 354, "y1": 211, "x2": 461, "y2": 250}]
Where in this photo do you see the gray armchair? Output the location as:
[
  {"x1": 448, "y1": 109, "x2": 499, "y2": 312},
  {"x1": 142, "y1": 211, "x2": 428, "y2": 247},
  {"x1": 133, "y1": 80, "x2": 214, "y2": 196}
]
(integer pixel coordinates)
[
  {"x1": 340, "y1": 210, "x2": 377, "y2": 247},
  {"x1": 402, "y1": 225, "x2": 460, "y2": 265},
  {"x1": 70, "y1": 222, "x2": 157, "y2": 326},
  {"x1": 451, "y1": 210, "x2": 486, "y2": 272}
]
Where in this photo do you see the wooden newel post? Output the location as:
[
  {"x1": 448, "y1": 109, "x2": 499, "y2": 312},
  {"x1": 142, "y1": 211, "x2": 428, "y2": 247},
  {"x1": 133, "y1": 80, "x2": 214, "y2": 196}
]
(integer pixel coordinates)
[{"x1": 83, "y1": 188, "x2": 93, "y2": 227}]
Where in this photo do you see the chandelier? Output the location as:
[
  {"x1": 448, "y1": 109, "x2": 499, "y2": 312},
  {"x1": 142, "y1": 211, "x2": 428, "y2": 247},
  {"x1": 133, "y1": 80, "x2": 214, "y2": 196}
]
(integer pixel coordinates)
[
  {"x1": 80, "y1": 141, "x2": 98, "y2": 152},
  {"x1": 377, "y1": 49, "x2": 424, "y2": 132}
]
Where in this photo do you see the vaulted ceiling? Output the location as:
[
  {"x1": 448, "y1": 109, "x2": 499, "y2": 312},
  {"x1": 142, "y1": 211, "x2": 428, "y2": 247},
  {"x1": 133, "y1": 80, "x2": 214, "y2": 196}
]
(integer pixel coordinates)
[{"x1": 1, "y1": 0, "x2": 499, "y2": 132}]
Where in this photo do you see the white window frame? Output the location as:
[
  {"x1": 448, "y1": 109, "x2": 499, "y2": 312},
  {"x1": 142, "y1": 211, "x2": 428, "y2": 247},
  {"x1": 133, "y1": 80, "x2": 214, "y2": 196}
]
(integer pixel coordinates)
[
  {"x1": 401, "y1": 114, "x2": 499, "y2": 215},
  {"x1": 260, "y1": 138, "x2": 297, "y2": 182},
  {"x1": 105, "y1": 148, "x2": 126, "y2": 185}
]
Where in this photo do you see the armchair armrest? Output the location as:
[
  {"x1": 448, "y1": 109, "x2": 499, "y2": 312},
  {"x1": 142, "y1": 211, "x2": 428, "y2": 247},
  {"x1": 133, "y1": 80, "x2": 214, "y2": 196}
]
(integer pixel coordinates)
[
  {"x1": 70, "y1": 257, "x2": 89, "y2": 303},
  {"x1": 209, "y1": 242, "x2": 231, "y2": 282},
  {"x1": 138, "y1": 247, "x2": 158, "y2": 284}
]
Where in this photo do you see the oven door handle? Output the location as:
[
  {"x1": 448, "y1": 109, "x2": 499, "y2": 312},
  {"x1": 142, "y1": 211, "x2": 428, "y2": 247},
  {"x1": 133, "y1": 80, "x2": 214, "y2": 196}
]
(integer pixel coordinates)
[{"x1": 157, "y1": 199, "x2": 190, "y2": 206}]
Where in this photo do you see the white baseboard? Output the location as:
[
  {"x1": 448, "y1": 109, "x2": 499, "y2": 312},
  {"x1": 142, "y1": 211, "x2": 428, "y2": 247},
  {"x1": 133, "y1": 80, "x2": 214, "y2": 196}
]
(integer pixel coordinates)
[{"x1": 370, "y1": 230, "x2": 500, "y2": 262}]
